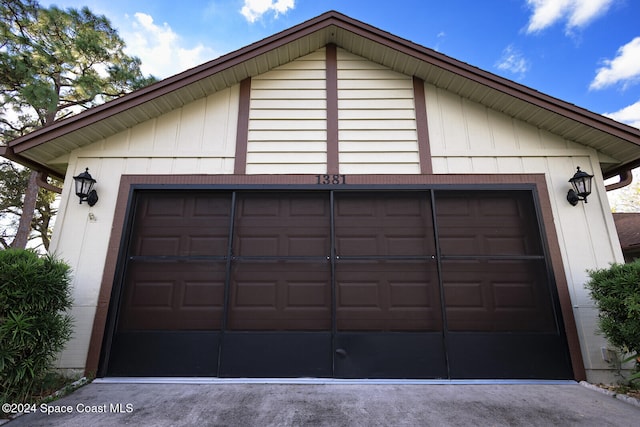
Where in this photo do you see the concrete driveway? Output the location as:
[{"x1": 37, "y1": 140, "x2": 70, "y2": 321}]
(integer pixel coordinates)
[{"x1": 4, "y1": 380, "x2": 639, "y2": 426}]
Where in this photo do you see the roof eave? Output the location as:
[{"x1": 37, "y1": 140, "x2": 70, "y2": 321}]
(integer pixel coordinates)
[
  {"x1": 0, "y1": 145, "x2": 65, "y2": 180},
  {"x1": 3, "y1": 10, "x2": 640, "y2": 175},
  {"x1": 7, "y1": 12, "x2": 345, "y2": 155}
]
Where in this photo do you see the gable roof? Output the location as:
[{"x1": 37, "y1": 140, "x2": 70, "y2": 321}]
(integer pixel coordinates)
[{"x1": 3, "y1": 10, "x2": 640, "y2": 179}]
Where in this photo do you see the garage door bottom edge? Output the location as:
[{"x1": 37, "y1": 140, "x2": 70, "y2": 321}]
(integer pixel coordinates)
[{"x1": 93, "y1": 378, "x2": 577, "y2": 385}]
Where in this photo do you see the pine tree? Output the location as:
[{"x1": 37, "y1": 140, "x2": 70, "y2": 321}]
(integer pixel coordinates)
[{"x1": 0, "y1": 0, "x2": 156, "y2": 250}]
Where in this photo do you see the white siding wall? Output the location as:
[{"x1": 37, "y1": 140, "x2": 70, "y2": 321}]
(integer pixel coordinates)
[
  {"x1": 245, "y1": 48, "x2": 421, "y2": 174},
  {"x1": 47, "y1": 48, "x2": 626, "y2": 382},
  {"x1": 246, "y1": 49, "x2": 327, "y2": 174},
  {"x1": 425, "y1": 82, "x2": 625, "y2": 381},
  {"x1": 49, "y1": 86, "x2": 239, "y2": 370},
  {"x1": 337, "y1": 49, "x2": 420, "y2": 174}
]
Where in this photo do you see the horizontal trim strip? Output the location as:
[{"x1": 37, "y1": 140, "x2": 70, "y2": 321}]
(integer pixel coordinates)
[
  {"x1": 232, "y1": 256, "x2": 329, "y2": 262},
  {"x1": 129, "y1": 256, "x2": 227, "y2": 262},
  {"x1": 441, "y1": 255, "x2": 546, "y2": 261}
]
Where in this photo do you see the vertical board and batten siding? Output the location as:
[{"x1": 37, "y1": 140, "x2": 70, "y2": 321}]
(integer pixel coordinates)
[
  {"x1": 49, "y1": 86, "x2": 240, "y2": 369},
  {"x1": 246, "y1": 49, "x2": 327, "y2": 174},
  {"x1": 424, "y1": 82, "x2": 625, "y2": 377},
  {"x1": 337, "y1": 49, "x2": 420, "y2": 174}
]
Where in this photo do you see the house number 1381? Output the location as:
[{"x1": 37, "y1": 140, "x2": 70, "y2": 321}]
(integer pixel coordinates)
[{"x1": 315, "y1": 174, "x2": 346, "y2": 185}]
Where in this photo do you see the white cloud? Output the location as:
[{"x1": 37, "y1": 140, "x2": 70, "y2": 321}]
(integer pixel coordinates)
[
  {"x1": 567, "y1": 0, "x2": 613, "y2": 27},
  {"x1": 240, "y1": 0, "x2": 295, "y2": 23},
  {"x1": 433, "y1": 31, "x2": 446, "y2": 51},
  {"x1": 122, "y1": 13, "x2": 217, "y2": 78},
  {"x1": 525, "y1": 0, "x2": 614, "y2": 34},
  {"x1": 590, "y1": 37, "x2": 640, "y2": 90},
  {"x1": 604, "y1": 100, "x2": 640, "y2": 129},
  {"x1": 495, "y1": 45, "x2": 530, "y2": 79}
]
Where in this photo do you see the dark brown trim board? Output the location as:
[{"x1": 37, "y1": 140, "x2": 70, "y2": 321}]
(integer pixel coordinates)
[
  {"x1": 326, "y1": 43, "x2": 339, "y2": 175},
  {"x1": 413, "y1": 76, "x2": 432, "y2": 174},
  {"x1": 86, "y1": 173, "x2": 585, "y2": 380},
  {"x1": 234, "y1": 78, "x2": 251, "y2": 174}
]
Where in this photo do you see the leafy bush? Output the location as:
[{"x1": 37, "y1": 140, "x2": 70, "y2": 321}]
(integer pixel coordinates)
[
  {"x1": 0, "y1": 249, "x2": 73, "y2": 404},
  {"x1": 586, "y1": 259, "x2": 640, "y2": 382}
]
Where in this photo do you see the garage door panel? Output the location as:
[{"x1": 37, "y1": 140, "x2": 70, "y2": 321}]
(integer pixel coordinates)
[
  {"x1": 447, "y1": 333, "x2": 573, "y2": 379},
  {"x1": 132, "y1": 193, "x2": 231, "y2": 257},
  {"x1": 228, "y1": 261, "x2": 331, "y2": 330},
  {"x1": 235, "y1": 193, "x2": 329, "y2": 217},
  {"x1": 138, "y1": 193, "x2": 231, "y2": 222},
  {"x1": 234, "y1": 193, "x2": 330, "y2": 256},
  {"x1": 118, "y1": 261, "x2": 226, "y2": 331},
  {"x1": 335, "y1": 233, "x2": 433, "y2": 257},
  {"x1": 334, "y1": 193, "x2": 434, "y2": 256},
  {"x1": 336, "y1": 261, "x2": 442, "y2": 331},
  {"x1": 138, "y1": 195, "x2": 186, "y2": 218},
  {"x1": 134, "y1": 235, "x2": 180, "y2": 257},
  {"x1": 220, "y1": 333, "x2": 332, "y2": 377},
  {"x1": 435, "y1": 192, "x2": 543, "y2": 256},
  {"x1": 334, "y1": 333, "x2": 447, "y2": 379},
  {"x1": 437, "y1": 234, "x2": 537, "y2": 257},
  {"x1": 133, "y1": 231, "x2": 230, "y2": 257},
  {"x1": 108, "y1": 331, "x2": 220, "y2": 376},
  {"x1": 441, "y1": 260, "x2": 556, "y2": 332},
  {"x1": 186, "y1": 235, "x2": 229, "y2": 256},
  {"x1": 234, "y1": 233, "x2": 329, "y2": 257}
]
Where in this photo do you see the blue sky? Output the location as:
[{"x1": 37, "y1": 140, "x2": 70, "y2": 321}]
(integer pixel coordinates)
[{"x1": 40, "y1": 0, "x2": 640, "y2": 129}]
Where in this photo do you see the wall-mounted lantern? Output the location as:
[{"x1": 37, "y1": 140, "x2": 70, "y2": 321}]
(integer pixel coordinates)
[
  {"x1": 567, "y1": 166, "x2": 593, "y2": 206},
  {"x1": 73, "y1": 168, "x2": 98, "y2": 206}
]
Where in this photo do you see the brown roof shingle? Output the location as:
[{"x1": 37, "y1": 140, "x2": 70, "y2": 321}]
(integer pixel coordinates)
[{"x1": 613, "y1": 213, "x2": 640, "y2": 250}]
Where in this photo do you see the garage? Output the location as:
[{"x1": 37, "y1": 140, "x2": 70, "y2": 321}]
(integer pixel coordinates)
[{"x1": 102, "y1": 188, "x2": 573, "y2": 379}]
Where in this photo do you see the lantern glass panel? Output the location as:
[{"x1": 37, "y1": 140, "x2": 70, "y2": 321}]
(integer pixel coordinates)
[
  {"x1": 568, "y1": 167, "x2": 593, "y2": 199},
  {"x1": 583, "y1": 177, "x2": 592, "y2": 195},
  {"x1": 75, "y1": 178, "x2": 94, "y2": 197},
  {"x1": 73, "y1": 168, "x2": 97, "y2": 202}
]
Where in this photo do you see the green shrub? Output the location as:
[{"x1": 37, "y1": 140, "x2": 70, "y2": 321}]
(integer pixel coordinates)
[
  {"x1": 586, "y1": 259, "x2": 640, "y2": 382},
  {"x1": 0, "y1": 249, "x2": 73, "y2": 404}
]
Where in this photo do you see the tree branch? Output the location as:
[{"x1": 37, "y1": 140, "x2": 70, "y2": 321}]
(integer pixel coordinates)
[{"x1": 0, "y1": 235, "x2": 11, "y2": 249}]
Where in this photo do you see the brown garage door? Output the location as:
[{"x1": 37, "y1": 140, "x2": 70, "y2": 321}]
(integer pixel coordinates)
[
  {"x1": 103, "y1": 189, "x2": 573, "y2": 379},
  {"x1": 105, "y1": 192, "x2": 230, "y2": 376},
  {"x1": 435, "y1": 191, "x2": 569, "y2": 378}
]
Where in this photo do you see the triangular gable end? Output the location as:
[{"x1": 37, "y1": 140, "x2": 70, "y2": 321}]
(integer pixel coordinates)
[
  {"x1": 2, "y1": 10, "x2": 640, "y2": 180},
  {"x1": 64, "y1": 44, "x2": 621, "y2": 180}
]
